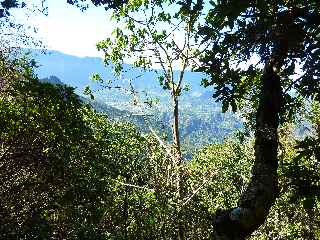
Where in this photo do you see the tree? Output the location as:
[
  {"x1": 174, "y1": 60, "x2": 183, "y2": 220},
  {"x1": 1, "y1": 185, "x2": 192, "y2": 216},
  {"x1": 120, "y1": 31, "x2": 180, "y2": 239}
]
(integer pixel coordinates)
[
  {"x1": 66, "y1": 0, "x2": 128, "y2": 10},
  {"x1": 94, "y1": 1, "x2": 208, "y2": 238},
  {"x1": 185, "y1": 137, "x2": 254, "y2": 239},
  {"x1": 197, "y1": 0, "x2": 320, "y2": 238},
  {"x1": 0, "y1": 0, "x2": 45, "y2": 50},
  {"x1": 5, "y1": 0, "x2": 319, "y2": 238},
  {"x1": 0, "y1": 53, "x2": 154, "y2": 239},
  {"x1": 0, "y1": 0, "x2": 23, "y2": 17},
  {"x1": 66, "y1": 0, "x2": 320, "y2": 237},
  {"x1": 0, "y1": 0, "x2": 129, "y2": 51},
  {"x1": 188, "y1": 122, "x2": 320, "y2": 239}
]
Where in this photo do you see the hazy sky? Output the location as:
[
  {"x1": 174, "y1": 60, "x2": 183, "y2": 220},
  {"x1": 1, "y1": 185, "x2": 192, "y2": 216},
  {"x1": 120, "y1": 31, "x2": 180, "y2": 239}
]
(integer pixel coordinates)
[
  {"x1": 22, "y1": 0, "x2": 114, "y2": 57},
  {"x1": 9, "y1": 1, "x2": 208, "y2": 69}
]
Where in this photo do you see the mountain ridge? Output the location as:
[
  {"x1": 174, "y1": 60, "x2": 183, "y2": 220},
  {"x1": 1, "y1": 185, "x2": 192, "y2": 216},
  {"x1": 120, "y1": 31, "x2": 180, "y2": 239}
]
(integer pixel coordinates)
[{"x1": 32, "y1": 49, "x2": 242, "y2": 154}]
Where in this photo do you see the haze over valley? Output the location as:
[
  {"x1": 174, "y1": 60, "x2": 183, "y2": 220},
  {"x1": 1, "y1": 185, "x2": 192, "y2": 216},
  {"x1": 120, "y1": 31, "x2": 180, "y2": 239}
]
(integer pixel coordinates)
[{"x1": 34, "y1": 49, "x2": 242, "y2": 156}]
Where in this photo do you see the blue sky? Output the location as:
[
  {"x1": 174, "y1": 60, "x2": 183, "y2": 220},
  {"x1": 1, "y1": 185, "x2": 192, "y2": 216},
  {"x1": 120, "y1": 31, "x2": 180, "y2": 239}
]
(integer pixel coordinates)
[
  {"x1": 17, "y1": 1, "x2": 205, "y2": 59},
  {"x1": 9, "y1": 0, "x2": 212, "y2": 70},
  {"x1": 24, "y1": 0, "x2": 114, "y2": 57}
]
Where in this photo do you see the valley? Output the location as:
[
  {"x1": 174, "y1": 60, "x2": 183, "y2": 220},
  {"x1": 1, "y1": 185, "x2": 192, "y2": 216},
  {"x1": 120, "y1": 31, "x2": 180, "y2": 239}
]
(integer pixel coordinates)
[{"x1": 35, "y1": 49, "x2": 242, "y2": 156}]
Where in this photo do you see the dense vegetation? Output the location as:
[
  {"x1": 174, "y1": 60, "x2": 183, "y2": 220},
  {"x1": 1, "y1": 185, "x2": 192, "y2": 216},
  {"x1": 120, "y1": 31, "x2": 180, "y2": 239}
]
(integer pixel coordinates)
[
  {"x1": 33, "y1": 50, "x2": 241, "y2": 151},
  {"x1": 1, "y1": 0, "x2": 320, "y2": 239},
  {"x1": 1, "y1": 50, "x2": 319, "y2": 239}
]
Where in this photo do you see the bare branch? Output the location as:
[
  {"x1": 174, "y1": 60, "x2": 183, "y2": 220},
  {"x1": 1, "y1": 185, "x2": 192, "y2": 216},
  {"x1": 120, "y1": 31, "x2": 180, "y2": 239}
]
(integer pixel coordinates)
[
  {"x1": 149, "y1": 127, "x2": 176, "y2": 160},
  {"x1": 180, "y1": 171, "x2": 216, "y2": 208}
]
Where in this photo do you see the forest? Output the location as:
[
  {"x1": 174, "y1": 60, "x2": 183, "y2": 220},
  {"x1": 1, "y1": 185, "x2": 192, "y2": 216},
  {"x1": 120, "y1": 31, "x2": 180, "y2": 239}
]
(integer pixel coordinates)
[{"x1": 0, "y1": 0, "x2": 319, "y2": 239}]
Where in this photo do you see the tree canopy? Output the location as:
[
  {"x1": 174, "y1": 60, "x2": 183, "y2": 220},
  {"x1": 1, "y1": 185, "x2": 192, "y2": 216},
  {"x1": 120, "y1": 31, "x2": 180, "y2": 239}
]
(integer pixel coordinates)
[
  {"x1": 199, "y1": 0, "x2": 320, "y2": 114},
  {"x1": 1, "y1": 0, "x2": 320, "y2": 239}
]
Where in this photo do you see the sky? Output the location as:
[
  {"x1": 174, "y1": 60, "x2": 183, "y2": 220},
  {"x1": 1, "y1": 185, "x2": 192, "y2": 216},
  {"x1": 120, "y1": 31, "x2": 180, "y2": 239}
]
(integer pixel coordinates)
[
  {"x1": 7, "y1": 0, "x2": 210, "y2": 69},
  {"x1": 11, "y1": 0, "x2": 203, "y2": 61},
  {"x1": 17, "y1": 0, "x2": 114, "y2": 57}
]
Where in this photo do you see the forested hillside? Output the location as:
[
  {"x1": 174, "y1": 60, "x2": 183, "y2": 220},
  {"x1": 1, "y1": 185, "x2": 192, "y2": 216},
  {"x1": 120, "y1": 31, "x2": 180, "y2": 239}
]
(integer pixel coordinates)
[
  {"x1": 2, "y1": 50, "x2": 319, "y2": 239},
  {"x1": 34, "y1": 51, "x2": 241, "y2": 153},
  {"x1": 1, "y1": 0, "x2": 319, "y2": 240}
]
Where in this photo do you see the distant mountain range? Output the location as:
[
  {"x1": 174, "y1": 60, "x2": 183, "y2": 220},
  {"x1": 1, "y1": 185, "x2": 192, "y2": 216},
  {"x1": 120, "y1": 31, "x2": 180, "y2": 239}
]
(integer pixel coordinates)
[
  {"x1": 40, "y1": 74, "x2": 148, "y2": 128},
  {"x1": 32, "y1": 49, "x2": 208, "y2": 97},
  {"x1": 40, "y1": 75, "x2": 64, "y2": 85},
  {"x1": 33, "y1": 49, "x2": 242, "y2": 156}
]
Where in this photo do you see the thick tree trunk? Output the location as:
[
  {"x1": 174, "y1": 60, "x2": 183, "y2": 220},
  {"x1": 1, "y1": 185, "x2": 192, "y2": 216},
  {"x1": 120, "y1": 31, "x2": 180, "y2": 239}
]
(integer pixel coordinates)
[{"x1": 212, "y1": 64, "x2": 282, "y2": 239}]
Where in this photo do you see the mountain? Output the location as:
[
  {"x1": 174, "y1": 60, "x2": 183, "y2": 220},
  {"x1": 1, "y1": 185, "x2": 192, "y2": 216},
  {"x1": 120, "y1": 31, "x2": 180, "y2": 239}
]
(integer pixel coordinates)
[
  {"x1": 39, "y1": 74, "x2": 148, "y2": 128},
  {"x1": 33, "y1": 50, "x2": 207, "y2": 89},
  {"x1": 40, "y1": 75, "x2": 65, "y2": 85},
  {"x1": 32, "y1": 49, "x2": 208, "y2": 99},
  {"x1": 31, "y1": 49, "x2": 242, "y2": 155}
]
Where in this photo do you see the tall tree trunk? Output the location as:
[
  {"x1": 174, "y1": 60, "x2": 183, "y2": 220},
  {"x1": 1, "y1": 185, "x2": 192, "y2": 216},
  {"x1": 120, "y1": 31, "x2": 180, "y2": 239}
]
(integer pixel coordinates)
[
  {"x1": 173, "y1": 96, "x2": 181, "y2": 156},
  {"x1": 212, "y1": 63, "x2": 282, "y2": 239},
  {"x1": 172, "y1": 96, "x2": 185, "y2": 240}
]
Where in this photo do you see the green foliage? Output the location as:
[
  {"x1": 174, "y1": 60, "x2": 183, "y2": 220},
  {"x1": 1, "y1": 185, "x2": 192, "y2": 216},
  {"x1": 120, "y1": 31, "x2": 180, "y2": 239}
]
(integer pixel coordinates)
[
  {"x1": 0, "y1": 1, "x2": 45, "y2": 50},
  {"x1": 67, "y1": 0, "x2": 129, "y2": 10},
  {"x1": 183, "y1": 138, "x2": 253, "y2": 238},
  {"x1": 0, "y1": 54, "x2": 151, "y2": 239},
  {"x1": 199, "y1": 0, "x2": 320, "y2": 118},
  {"x1": 249, "y1": 122, "x2": 320, "y2": 239},
  {"x1": 295, "y1": 101, "x2": 320, "y2": 163},
  {"x1": 2, "y1": 1, "x2": 320, "y2": 238},
  {"x1": 95, "y1": 0, "x2": 205, "y2": 99},
  {"x1": 1, "y1": 52, "x2": 320, "y2": 240},
  {"x1": 188, "y1": 125, "x2": 320, "y2": 239}
]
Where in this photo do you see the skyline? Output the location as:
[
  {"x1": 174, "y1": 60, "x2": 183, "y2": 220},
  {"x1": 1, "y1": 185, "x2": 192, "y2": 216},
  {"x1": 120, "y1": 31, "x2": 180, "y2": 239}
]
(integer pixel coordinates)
[
  {"x1": 7, "y1": 1, "x2": 206, "y2": 71},
  {"x1": 18, "y1": 0, "x2": 114, "y2": 57}
]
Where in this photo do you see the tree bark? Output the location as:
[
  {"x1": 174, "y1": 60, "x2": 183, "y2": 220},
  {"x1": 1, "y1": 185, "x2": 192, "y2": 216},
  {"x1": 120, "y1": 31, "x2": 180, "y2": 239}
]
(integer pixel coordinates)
[
  {"x1": 173, "y1": 96, "x2": 181, "y2": 156},
  {"x1": 172, "y1": 96, "x2": 185, "y2": 240},
  {"x1": 212, "y1": 64, "x2": 282, "y2": 239}
]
